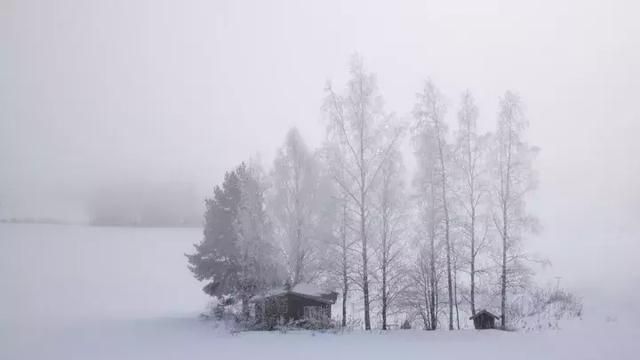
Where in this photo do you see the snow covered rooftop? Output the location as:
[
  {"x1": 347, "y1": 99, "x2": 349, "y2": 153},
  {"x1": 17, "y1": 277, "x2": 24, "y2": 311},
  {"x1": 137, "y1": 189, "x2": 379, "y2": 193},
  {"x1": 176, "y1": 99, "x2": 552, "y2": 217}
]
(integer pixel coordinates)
[
  {"x1": 469, "y1": 309, "x2": 500, "y2": 320},
  {"x1": 252, "y1": 283, "x2": 338, "y2": 304}
]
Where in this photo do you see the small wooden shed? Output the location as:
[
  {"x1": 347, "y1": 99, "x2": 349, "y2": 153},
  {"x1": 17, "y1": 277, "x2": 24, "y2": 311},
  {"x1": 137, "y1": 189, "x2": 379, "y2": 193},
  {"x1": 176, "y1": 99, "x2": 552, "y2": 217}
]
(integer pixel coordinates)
[
  {"x1": 470, "y1": 309, "x2": 499, "y2": 329},
  {"x1": 252, "y1": 283, "x2": 337, "y2": 326}
]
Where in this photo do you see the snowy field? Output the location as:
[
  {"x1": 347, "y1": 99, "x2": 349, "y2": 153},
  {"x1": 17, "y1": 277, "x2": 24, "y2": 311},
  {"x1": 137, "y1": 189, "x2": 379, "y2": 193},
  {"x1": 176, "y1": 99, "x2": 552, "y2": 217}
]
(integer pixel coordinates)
[{"x1": 1, "y1": 223, "x2": 638, "y2": 360}]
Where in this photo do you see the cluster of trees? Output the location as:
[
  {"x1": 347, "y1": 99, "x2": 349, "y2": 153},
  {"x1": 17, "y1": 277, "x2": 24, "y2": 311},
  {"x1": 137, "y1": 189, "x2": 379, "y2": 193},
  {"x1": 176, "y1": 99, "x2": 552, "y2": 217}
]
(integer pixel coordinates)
[{"x1": 188, "y1": 56, "x2": 541, "y2": 330}]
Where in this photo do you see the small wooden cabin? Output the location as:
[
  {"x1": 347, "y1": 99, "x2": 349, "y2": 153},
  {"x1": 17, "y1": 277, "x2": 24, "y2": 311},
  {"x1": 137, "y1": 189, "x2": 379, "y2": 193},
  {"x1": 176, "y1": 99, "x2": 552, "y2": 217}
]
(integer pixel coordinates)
[
  {"x1": 252, "y1": 283, "x2": 337, "y2": 326},
  {"x1": 470, "y1": 309, "x2": 499, "y2": 329}
]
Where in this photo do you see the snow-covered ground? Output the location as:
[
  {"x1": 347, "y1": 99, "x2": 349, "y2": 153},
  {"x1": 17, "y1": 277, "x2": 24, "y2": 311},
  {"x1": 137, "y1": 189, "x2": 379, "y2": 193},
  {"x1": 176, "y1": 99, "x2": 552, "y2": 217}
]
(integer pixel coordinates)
[{"x1": 1, "y1": 223, "x2": 638, "y2": 360}]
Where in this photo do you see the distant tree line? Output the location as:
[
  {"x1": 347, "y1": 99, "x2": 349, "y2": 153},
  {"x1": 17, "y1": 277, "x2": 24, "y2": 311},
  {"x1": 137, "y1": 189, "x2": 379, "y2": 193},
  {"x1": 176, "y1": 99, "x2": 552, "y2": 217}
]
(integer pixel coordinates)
[
  {"x1": 89, "y1": 182, "x2": 201, "y2": 227},
  {"x1": 188, "y1": 55, "x2": 553, "y2": 330}
]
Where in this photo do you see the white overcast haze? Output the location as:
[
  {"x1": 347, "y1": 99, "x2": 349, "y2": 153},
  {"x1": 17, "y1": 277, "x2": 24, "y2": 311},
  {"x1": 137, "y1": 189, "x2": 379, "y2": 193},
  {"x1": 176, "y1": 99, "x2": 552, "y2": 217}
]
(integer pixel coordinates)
[{"x1": 1, "y1": 0, "x2": 639, "y2": 313}]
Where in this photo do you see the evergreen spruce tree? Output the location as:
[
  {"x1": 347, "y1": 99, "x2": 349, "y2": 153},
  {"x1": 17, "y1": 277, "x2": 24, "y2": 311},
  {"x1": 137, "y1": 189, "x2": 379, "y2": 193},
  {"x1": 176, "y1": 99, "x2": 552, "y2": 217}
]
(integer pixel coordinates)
[
  {"x1": 187, "y1": 168, "x2": 242, "y2": 297},
  {"x1": 187, "y1": 162, "x2": 282, "y2": 316}
]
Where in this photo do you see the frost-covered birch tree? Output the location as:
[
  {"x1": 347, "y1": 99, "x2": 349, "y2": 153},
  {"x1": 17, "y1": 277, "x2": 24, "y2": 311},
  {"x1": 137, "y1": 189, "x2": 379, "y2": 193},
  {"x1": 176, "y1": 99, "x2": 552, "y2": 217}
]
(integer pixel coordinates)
[
  {"x1": 490, "y1": 91, "x2": 539, "y2": 329},
  {"x1": 334, "y1": 191, "x2": 355, "y2": 327},
  {"x1": 374, "y1": 146, "x2": 407, "y2": 330},
  {"x1": 323, "y1": 55, "x2": 402, "y2": 330},
  {"x1": 453, "y1": 91, "x2": 491, "y2": 317},
  {"x1": 413, "y1": 80, "x2": 456, "y2": 330},
  {"x1": 270, "y1": 128, "x2": 325, "y2": 285},
  {"x1": 234, "y1": 162, "x2": 283, "y2": 316},
  {"x1": 411, "y1": 104, "x2": 444, "y2": 330},
  {"x1": 325, "y1": 171, "x2": 357, "y2": 327}
]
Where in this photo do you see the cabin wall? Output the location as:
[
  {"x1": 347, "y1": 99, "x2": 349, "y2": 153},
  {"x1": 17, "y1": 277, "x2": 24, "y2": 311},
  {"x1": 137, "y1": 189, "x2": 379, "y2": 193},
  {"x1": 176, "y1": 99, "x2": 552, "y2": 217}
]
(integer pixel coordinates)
[
  {"x1": 286, "y1": 294, "x2": 331, "y2": 321},
  {"x1": 256, "y1": 294, "x2": 332, "y2": 325},
  {"x1": 473, "y1": 314, "x2": 496, "y2": 329}
]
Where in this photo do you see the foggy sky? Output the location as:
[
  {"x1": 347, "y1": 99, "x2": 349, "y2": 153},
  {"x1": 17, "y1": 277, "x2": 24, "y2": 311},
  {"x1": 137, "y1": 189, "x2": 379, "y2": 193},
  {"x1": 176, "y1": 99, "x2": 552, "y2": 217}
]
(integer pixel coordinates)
[{"x1": 1, "y1": 0, "x2": 639, "y2": 302}]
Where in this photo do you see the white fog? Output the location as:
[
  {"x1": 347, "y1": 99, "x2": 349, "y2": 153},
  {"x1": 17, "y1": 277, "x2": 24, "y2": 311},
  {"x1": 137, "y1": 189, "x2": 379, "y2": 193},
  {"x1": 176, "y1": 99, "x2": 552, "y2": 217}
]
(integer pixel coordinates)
[{"x1": 1, "y1": 0, "x2": 639, "y2": 359}]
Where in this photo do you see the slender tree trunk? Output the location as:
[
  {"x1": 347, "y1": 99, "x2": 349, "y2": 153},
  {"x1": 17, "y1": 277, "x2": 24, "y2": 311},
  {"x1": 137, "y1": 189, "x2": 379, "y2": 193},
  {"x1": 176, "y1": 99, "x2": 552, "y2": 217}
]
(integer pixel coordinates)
[
  {"x1": 381, "y1": 221, "x2": 388, "y2": 330},
  {"x1": 454, "y1": 262, "x2": 460, "y2": 330},
  {"x1": 464, "y1": 100, "x2": 478, "y2": 319},
  {"x1": 420, "y1": 311, "x2": 429, "y2": 330},
  {"x1": 294, "y1": 230, "x2": 302, "y2": 285},
  {"x1": 444, "y1": 208, "x2": 453, "y2": 330},
  {"x1": 294, "y1": 161, "x2": 302, "y2": 285},
  {"x1": 341, "y1": 199, "x2": 348, "y2": 327},
  {"x1": 433, "y1": 274, "x2": 439, "y2": 330},
  {"x1": 359, "y1": 111, "x2": 371, "y2": 331},
  {"x1": 444, "y1": 212, "x2": 453, "y2": 331},
  {"x1": 294, "y1": 211, "x2": 303, "y2": 284},
  {"x1": 361, "y1": 201, "x2": 371, "y2": 330},
  {"x1": 381, "y1": 187, "x2": 390, "y2": 330},
  {"x1": 421, "y1": 266, "x2": 431, "y2": 330},
  {"x1": 438, "y1": 150, "x2": 454, "y2": 330},
  {"x1": 500, "y1": 201, "x2": 508, "y2": 329},
  {"x1": 382, "y1": 267, "x2": 387, "y2": 330},
  {"x1": 470, "y1": 205, "x2": 476, "y2": 317},
  {"x1": 429, "y1": 225, "x2": 437, "y2": 329},
  {"x1": 500, "y1": 128, "x2": 513, "y2": 330},
  {"x1": 434, "y1": 115, "x2": 454, "y2": 331},
  {"x1": 342, "y1": 286, "x2": 348, "y2": 327}
]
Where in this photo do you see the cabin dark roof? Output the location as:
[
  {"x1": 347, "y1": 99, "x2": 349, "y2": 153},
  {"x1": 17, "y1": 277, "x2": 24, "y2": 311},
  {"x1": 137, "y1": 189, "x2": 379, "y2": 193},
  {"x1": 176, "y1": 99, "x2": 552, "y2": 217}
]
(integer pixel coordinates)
[
  {"x1": 469, "y1": 309, "x2": 499, "y2": 320},
  {"x1": 252, "y1": 283, "x2": 338, "y2": 304}
]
